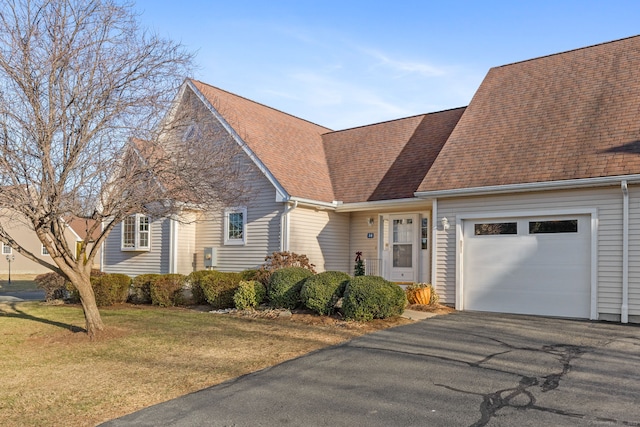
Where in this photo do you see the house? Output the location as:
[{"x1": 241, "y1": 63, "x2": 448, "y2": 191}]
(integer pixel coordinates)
[
  {"x1": 0, "y1": 215, "x2": 99, "y2": 277},
  {"x1": 103, "y1": 35, "x2": 640, "y2": 324}
]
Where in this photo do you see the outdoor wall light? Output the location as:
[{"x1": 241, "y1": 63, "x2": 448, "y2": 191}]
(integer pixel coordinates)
[
  {"x1": 441, "y1": 217, "x2": 450, "y2": 230},
  {"x1": 367, "y1": 217, "x2": 374, "y2": 226}
]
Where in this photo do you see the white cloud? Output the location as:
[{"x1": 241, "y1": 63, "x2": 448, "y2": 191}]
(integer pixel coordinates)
[{"x1": 363, "y1": 49, "x2": 447, "y2": 78}]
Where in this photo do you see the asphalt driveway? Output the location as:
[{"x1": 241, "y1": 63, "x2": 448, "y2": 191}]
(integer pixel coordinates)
[{"x1": 101, "y1": 312, "x2": 640, "y2": 426}]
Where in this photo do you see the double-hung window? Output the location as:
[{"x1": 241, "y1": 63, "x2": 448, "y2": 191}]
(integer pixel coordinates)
[
  {"x1": 224, "y1": 207, "x2": 247, "y2": 245},
  {"x1": 121, "y1": 214, "x2": 150, "y2": 251}
]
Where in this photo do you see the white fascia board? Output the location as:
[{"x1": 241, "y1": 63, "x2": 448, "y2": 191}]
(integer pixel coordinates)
[
  {"x1": 158, "y1": 79, "x2": 189, "y2": 132},
  {"x1": 335, "y1": 197, "x2": 432, "y2": 213},
  {"x1": 61, "y1": 218, "x2": 83, "y2": 241},
  {"x1": 288, "y1": 196, "x2": 339, "y2": 210},
  {"x1": 186, "y1": 81, "x2": 290, "y2": 203},
  {"x1": 415, "y1": 174, "x2": 640, "y2": 199}
]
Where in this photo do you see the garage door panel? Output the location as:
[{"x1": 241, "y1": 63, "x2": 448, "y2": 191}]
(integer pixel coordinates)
[
  {"x1": 466, "y1": 286, "x2": 589, "y2": 318},
  {"x1": 463, "y1": 215, "x2": 591, "y2": 318}
]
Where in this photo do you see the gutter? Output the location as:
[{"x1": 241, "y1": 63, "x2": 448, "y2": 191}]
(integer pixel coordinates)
[
  {"x1": 288, "y1": 197, "x2": 339, "y2": 210},
  {"x1": 622, "y1": 180, "x2": 629, "y2": 323},
  {"x1": 285, "y1": 196, "x2": 433, "y2": 212},
  {"x1": 335, "y1": 197, "x2": 431, "y2": 213},
  {"x1": 415, "y1": 174, "x2": 640, "y2": 199}
]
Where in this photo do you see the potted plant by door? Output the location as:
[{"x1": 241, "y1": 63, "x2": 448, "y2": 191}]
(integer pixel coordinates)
[{"x1": 406, "y1": 283, "x2": 436, "y2": 305}]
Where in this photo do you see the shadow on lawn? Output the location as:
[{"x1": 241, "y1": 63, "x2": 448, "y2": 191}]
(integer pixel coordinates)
[{"x1": 0, "y1": 302, "x2": 86, "y2": 333}]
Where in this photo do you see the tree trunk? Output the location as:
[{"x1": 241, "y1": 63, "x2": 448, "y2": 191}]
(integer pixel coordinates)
[{"x1": 73, "y1": 275, "x2": 105, "y2": 339}]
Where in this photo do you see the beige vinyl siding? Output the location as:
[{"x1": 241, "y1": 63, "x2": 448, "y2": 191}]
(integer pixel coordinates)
[
  {"x1": 434, "y1": 186, "x2": 623, "y2": 318},
  {"x1": 102, "y1": 218, "x2": 170, "y2": 276},
  {"x1": 176, "y1": 213, "x2": 197, "y2": 274},
  {"x1": 349, "y1": 212, "x2": 380, "y2": 275},
  {"x1": 628, "y1": 185, "x2": 640, "y2": 318},
  {"x1": 289, "y1": 207, "x2": 350, "y2": 273},
  {"x1": 0, "y1": 212, "x2": 79, "y2": 275},
  {"x1": 194, "y1": 171, "x2": 282, "y2": 272}
]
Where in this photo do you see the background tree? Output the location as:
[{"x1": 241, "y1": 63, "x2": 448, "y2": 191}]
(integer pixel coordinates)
[{"x1": 0, "y1": 0, "x2": 249, "y2": 338}]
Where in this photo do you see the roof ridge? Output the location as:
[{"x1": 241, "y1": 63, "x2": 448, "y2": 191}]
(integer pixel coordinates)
[
  {"x1": 324, "y1": 106, "x2": 467, "y2": 135},
  {"x1": 492, "y1": 34, "x2": 640, "y2": 70},
  {"x1": 189, "y1": 79, "x2": 333, "y2": 133}
]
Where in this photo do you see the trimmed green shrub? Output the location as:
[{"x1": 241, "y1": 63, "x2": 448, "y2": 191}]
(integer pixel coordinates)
[
  {"x1": 300, "y1": 271, "x2": 350, "y2": 315},
  {"x1": 233, "y1": 280, "x2": 267, "y2": 310},
  {"x1": 343, "y1": 276, "x2": 407, "y2": 321},
  {"x1": 64, "y1": 269, "x2": 105, "y2": 303},
  {"x1": 255, "y1": 251, "x2": 316, "y2": 287},
  {"x1": 150, "y1": 274, "x2": 187, "y2": 307},
  {"x1": 91, "y1": 273, "x2": 131, "y2": 307},
  {"x1": 240, "y1": 269, "x2": 259, "y2": 281},
  {"x1": 34, "y1": 272, "x2": 68, "y2": 301},
  {"x1": 200, "y1": 271, "x2": 242, "y2": 309},
  {"x1": 129, "y1": 274, "x2": 160, "y2": 304},
  {"x1": 64, "y1": 282, "x2": 80, "y2": 304},
  {"x1": 268, "y1": 267, "x2": 313, "y2": 309},
  {"x1": 187, "y1": 270, "x2": 217, "y2": 305}
]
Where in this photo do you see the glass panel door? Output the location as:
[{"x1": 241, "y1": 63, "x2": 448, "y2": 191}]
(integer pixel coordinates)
[{"x1": 392, "y1": 218, "x2": 413, "y2": 268}]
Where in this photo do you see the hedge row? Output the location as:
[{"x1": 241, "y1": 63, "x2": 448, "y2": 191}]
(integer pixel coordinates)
[
  {"x1": 267, "y1": 267, "x2": 407, "y2": 321},
  {"x1": 35, "y1": 266, "x2": 411, "y2": 321}
]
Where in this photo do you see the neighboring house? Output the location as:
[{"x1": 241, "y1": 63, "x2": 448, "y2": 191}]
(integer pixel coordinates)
[
  {"x1": 104, "y1": 35, "x2": 640, "y2": 324},
  {"x1": 0, "y1": 214, "x2": 94, "y2": 276}
]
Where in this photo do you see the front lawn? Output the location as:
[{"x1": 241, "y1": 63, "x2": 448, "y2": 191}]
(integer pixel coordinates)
[{"x1": 0, "y1": 302, "x2": 410, "y2": 426}]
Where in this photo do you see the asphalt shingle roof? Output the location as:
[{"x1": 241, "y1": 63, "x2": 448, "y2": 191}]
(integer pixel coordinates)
[
  {"x1": 191, "y1": 80, "x2": 464, "y2": 204},
  {"x1": 418, "y1": 35, "x2": 640, "y2": 193},
  {"x1": 324, "y1": 108, "x2": 465, "y2": 202},
  {"x1": 190, "y1": 80, "x2": 336, "y2": 203}
]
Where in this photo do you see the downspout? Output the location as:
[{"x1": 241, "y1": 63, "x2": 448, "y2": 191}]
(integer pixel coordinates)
[
  {"x1": 280, "y1": 201, "x2": 298, "y2": 252},
  {"x1": 431, "y1": 199, "x2": 438, "y2": 288},
  {"x1": 168, "y1": 219, "x2": 176, "y2": 274},
  {"x1": 100, "y1": 220, "x2": 104, "y2": 272},
  {"x1": 621, "y1": 180, "x2": 629, "y2": 323}
]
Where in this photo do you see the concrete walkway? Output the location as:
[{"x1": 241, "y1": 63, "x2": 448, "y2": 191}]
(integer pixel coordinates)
[{"x1": 401, "y1": 308, "x2": 439, "y2": 321}]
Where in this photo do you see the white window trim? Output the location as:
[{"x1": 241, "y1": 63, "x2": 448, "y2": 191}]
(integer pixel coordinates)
[
  {"x1": 41, "y1": 244, "x2": 50, "y2": 256},
  {"x1": 224, "y1": 207, "x2": 247, "y2": 246},
  {"x1": 2, "y1": 243, "x2": 12, "y2": 255},
  {"x1": 121, "y1": 214, "x2": 151, "y2": 251}
]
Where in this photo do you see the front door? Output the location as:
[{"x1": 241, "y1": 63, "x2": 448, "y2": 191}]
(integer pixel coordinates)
[{"x1": 389, "y1": 214, "x2": 418, "y2": 282}]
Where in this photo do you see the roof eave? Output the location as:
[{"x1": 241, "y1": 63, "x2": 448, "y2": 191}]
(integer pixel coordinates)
[
  {"x1": 335, "y1": 197, "x2": 431, "y2": 213},
  {"x1": 286, "y1": 196, "x2": 340, "y2": 210},
  {"x1": 415, "y1": 174, "x2": 640, "y2": 199}
]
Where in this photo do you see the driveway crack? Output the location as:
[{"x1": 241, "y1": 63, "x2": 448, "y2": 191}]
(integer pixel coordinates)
[{"x1": 434, "y1": 341, "x2": 640, "y2": 426}]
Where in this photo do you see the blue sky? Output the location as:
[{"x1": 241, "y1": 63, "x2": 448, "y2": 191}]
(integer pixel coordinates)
[{"x1": 134, "y1": 0, "x2": 640, "y2": 130}]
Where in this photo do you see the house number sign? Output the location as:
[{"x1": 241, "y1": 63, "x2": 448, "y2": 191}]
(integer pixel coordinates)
[{"x1": 367, "y1": 233, "x2": 374, "y2": 239}]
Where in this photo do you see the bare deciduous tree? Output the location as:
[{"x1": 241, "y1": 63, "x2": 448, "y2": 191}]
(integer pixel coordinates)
[{"x1": 0, "y1": 0, "x2": 249, "y2": 338}]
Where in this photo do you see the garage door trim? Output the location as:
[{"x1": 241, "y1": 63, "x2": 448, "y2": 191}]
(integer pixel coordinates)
[{"x1": 455, "y1": 208, "x2": 598, "y2": 319}]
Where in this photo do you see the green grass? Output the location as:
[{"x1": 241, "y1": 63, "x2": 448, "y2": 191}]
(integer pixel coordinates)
[{"x1": 0, "y1": 301, "x2": 408, "y2": 426}]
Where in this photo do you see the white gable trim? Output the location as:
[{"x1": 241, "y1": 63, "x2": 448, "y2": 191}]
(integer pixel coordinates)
[{"x1": 186, "y1": 80, "x2": 289, "y2": 202}]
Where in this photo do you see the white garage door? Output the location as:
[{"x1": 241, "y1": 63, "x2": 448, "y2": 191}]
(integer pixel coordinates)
[{"x1": 462, "y1": 215, "x2": 591, "y2": 318}]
